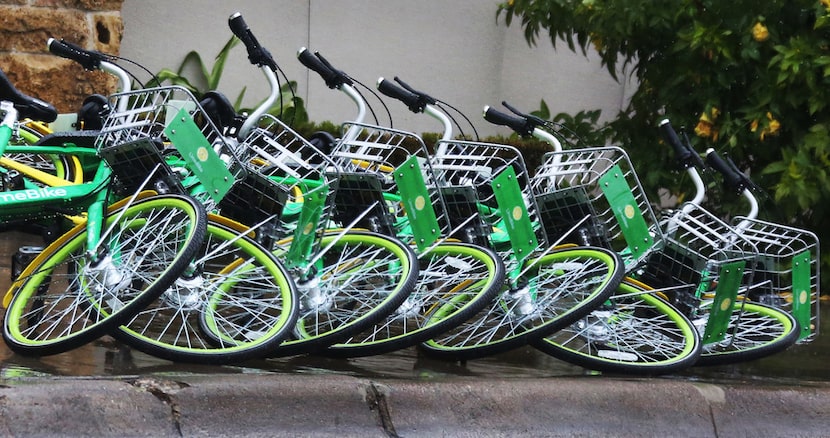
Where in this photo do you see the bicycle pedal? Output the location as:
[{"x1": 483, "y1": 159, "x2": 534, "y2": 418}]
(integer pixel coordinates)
[
  {"x1": 11, "y1": 245, "x2": 43, "y2": 279},
  {"x1": 0, "y1": 169, "x2": 24, "y2": 191}
]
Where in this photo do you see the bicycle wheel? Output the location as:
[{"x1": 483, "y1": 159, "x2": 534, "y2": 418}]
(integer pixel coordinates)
[
  {"x1": 696, "y1": 301, "x2": 799, "y2": 366},
  {"x1": 323, "y1": 242, "x2": 505, "y2": 357},
  {"x1": 7, "y1": 125, "x2": 84, "y2": 185},
  {"x1": 3, "y1": 152, "x2": 82, "y2": 186},
  {"x1": 532, "y1": 278, "x2": 701, "y2": 375},
  {"x1": 420, "y1": 246, "x2": 623, "y2": 361},
  {"x1": 3, "y1": 194, "x2": 206, "y2": 356},
  {"x1": 112, "y1": 217, "x2": 299, "y2": 364},
  {"x1": 269, "y1": 230, "x2": 419, "y2": 357}
]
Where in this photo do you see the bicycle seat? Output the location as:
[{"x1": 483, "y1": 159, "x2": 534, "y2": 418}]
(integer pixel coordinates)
[
  {"x1": 309, "y1": 131, "x2": 336, "y2": 155},
  {"x1": 76, "y1": 94, "x2": 109, "y2": 130},
  {"x1": 199, "y1": 90, "x2": 237, "y2": 130},
  {"x1": 0, "y1": 67, "x2": 58, "y2": 122}
]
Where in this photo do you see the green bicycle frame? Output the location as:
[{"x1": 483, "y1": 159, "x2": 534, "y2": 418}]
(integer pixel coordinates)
[{"x1": 0, "y1": 125, "x2": 111, "y2": 251}]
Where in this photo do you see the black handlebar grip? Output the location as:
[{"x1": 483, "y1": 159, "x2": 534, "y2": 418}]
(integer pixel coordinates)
[
  {"x1": 501, "y1": 101, "x2": 546, "y2": 127},
  {"x1": 297, "y1": 47, "x2": 337, "y2": 87},
  {"x1": 658, "y1": 119, "x2": 693, "y2": 163},
  {"x1": 483, "y1": 105, "x2": 532, "y2": 136},
  {"x1": 377, "y1": 77, "x2": 422, "y2": 113},
  {"x1": 47, "y1": 38, "x2": 102, "y2": 71},
  {"x1": 228, "y1": 12, "x2": 277, "y2": 70},
  {"x1": 228, "y1": 12, "x2": 257, "y2": 52},
  {"x1": 705, "y1": 148, "x2": 745, "y2": 193}
]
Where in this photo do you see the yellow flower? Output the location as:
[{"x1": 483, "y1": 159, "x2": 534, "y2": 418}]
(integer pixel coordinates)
[
  {"x1": 752, "y1": 22, "x2": 769, "y2": 42},
  {"x1": 822, "y1": 0, "x2": 830, "y2": 9},
  {"x1": 695, "y1": 108, "x2": 720, "y2": 139},
  {"x1": 767, "y1": 113, "x2": 781, "y2": 135},
  {"x1": 757, "y1": 112, "x2": 781, "y2": 141},
  {"x1": 695, "y1": 120, "x2": 712, "y2": 138}
]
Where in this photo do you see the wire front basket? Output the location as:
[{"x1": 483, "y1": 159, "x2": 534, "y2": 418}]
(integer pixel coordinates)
[
  {"x1": 329, "y1": 122, "x2": 449, "y2": 251},
  {"x1": 530, "y1": 146, "x2": 663, "y2": 272},
  {"x1": 430, "y1": 139, "x2": 544, "y2": 269},
  {"x1": 96, "y1": 86, "x2": 244, "y2": 206},
  {"x1": 228, "y1": 114, "x2": 341, "y2": 260},
  {"x1": 639, "y1": 203, "x2": 758, "y2": 343},
  {"x1": 731, "y1": 216, "x2": 821, "y2": 342}
]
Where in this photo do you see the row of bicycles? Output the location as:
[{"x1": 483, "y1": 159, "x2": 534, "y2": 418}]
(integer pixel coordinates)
[{"x1": 0, "y1": 12, "x2": 820, "y2": 375}]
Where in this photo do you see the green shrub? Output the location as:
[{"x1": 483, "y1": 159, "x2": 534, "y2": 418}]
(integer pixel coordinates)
[{"x1": 499, "y1": 0, "x2": 830, "y2": 290}]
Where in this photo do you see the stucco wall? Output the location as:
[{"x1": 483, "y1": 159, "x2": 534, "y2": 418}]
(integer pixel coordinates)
[{"x1": 120, "y1": 0, "x2": 631, "y2": 137}]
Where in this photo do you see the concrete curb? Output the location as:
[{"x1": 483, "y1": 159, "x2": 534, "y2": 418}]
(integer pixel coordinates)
[{"x1": 0, "y1": 374, "x2": 828, "y2": 437}]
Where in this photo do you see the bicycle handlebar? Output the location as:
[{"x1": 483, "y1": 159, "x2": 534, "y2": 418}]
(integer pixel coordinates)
[
  {"x1": 47, "y1": 38, "x2": 106, "y2": 71},
  {"x1": 47, "y1": 38, "x2": 131, "y2": 109},
  {"x1": 705, "y1": 148, "x2": 746, "y2": 194},
  {"x1": 483, "y1": 105, "x2": 532, "y2": 136},
  {"x1": 228, "y1": 12, "x2": 277, "y2": 71},
  {"x1": 377, "y1": 77, "x2": 435, "y2": 113},
  {"x1": 658, "y1": 119, "x2": 705, "y2": 169},
  {"x1": 483, "y1": 102, "x2": 546, "y2": 138},
  {"x1": 297, "y1": 47, "x2": 352, "y2": 88}
]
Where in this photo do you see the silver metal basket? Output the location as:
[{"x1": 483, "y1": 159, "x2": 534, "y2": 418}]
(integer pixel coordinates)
[
  {"x1": 329, "y1": 122, "x2": 450, "y2": 252},
  {"x1": 430, "y1": 139, "x2": 544, "y2": 270},
  {"x1": 731, "y1": 216, "x2": 821, "y2": 342},
  {"x1": 228, "y1": 114, "x2": 341, "y2": 260},
  {"x1": 530, "y1": 146, "x2": 663, "y2": 272},
  {"x1": 96, "y1": 86, "x2": 244, "y2": 206},
  {"x1": 639, "y1": 202, "x2": 758, "y2": 345}
]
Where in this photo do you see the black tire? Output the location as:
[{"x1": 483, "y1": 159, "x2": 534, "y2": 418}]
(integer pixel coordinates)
[
  {"x1": 324, "y1": 242, "x2": 505, "y2": 357},
  {"x1": 3, "y1": 195, "x2": 206, "y2": 355},
  {"x1": 533, "y1": 278, "x2": 701, "y2": 375},
  {"x1": 420, "y1": 246, "x2": 624, "y2": 361},
  {"x1": 112, "y1": 218, "x2": 299, "y2": 364}
]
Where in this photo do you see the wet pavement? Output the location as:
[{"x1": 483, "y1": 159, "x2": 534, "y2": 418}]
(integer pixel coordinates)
[{"x1": 1, "y1": 229, "x2": 829, "y2": 436}]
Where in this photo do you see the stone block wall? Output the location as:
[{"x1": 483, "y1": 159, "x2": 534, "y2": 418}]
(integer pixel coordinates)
[{"x1": 0, "y1": 0, "x2": 123, "y2": 114}]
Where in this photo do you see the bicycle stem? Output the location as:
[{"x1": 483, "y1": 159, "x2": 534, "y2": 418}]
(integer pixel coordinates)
[
  {"x1": 704, "y1": 147, "x2": 759, "y2": 233},
  {"x1": 683, "y1": 162, "x2": 707, "y2": 209},
  {"x1": 530, "y1": 127, "x2": 563, "y2": 153},
  {"x1": 238, "y1": 66, "x2": 279, "y2": 140},
  {"x1": 100, "y1": 61, "x2": 131, "y2": 109},
  {"x1": 297, "y1": 47, "x2": 366, "y2": 143},
  {"x1": 339, "y1": 83, "x2": 367, "y2": 143}
]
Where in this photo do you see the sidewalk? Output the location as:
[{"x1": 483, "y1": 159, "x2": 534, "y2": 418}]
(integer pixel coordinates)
[{"x1": 1, "y1": 373, "x2": 828, "y2": 437}]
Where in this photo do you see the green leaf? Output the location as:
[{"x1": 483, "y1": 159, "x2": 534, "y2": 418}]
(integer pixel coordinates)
[
  {"x1": 530, "y1": 99, "x2": 551, "y2": 120},
  {"x1": 208, "y1": 37, "x2": 240, "y2": 90},
  {"x1": 177, "y1": 50, "x2": 209, "y2": 84}
]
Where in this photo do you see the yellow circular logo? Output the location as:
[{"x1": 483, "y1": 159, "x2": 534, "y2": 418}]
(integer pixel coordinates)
[
  {"x1": 303, "y1": 222, "x2": 313, "y2": 235},
  {"x1": 197, "y1": 147, "x2": 209, "y2": 162},
  {"x1": 720, "y1": 298, "x2": 731, "y2": 312},
  {"x1": 512, "y1": 206, "x2": 523, "y2": 221},
  {"x1": 799, "y1": 290, "x2": 808, "y2": 305},
  {"x1": 624, "y1": 204, "x2": 635, "y2": 219},
  {"x1": 415, "y1": 195, "x2": 426, "y2": 211}
]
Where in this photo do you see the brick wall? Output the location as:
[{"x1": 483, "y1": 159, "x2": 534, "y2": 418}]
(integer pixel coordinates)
[{"x1": 0, "y1": 0, "x2": 123, "y2": 113}]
